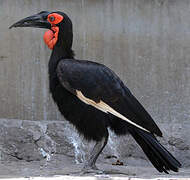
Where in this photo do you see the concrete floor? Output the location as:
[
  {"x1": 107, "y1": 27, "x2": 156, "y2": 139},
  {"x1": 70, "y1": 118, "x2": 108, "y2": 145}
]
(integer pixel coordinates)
[{"x1": 0, "y1": 155, "x2": 189, "y2": 179}]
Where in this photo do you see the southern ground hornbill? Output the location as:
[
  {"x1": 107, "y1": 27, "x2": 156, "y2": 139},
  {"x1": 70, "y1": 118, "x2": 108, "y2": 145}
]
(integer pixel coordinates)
[{"x1": 10, "y1": 11, "x2": 181, "y2": 174}]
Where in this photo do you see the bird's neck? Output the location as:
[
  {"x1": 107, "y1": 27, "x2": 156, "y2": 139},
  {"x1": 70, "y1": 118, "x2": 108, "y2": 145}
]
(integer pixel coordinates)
[{"x1": 48, "y1": 45, "x2": 74, "y2": 92}]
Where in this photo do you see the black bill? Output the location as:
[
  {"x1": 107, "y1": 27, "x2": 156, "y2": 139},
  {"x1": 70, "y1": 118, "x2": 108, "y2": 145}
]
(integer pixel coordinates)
[{"x1": 9, "y1": 11, "x2": 51, "y2": 29}]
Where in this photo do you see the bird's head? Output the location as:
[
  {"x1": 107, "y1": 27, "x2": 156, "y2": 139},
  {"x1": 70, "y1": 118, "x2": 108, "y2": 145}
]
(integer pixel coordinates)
[{"x1": 10, "y1": 11, "x2": 73, "y2": 51}]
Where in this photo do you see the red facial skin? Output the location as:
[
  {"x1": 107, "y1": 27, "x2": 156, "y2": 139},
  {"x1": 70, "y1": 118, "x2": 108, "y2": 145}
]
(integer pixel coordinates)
[
  {"x1": 43, "y1": 13, "x2": 63, "y2": 50},
  {"x1": 43, "y1": 26, "x2": 59, "y2": 50}
]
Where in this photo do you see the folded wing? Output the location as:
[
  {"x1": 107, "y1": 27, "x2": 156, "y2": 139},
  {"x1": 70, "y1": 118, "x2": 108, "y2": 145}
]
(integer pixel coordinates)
[{"x1": 56, "y1": 59, "x2": 162, "y2": 136}]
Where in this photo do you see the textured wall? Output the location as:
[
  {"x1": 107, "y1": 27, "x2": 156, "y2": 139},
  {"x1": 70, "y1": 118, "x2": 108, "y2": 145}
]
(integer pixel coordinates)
[{"x1": 0, "y1": 0, "x2": 189, "y2": 125}]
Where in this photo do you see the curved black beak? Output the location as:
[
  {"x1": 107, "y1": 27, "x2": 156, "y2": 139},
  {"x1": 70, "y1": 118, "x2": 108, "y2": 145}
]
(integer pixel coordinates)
[{"x1": 9, "y1": 11, "x2": 51, "y2": 29}]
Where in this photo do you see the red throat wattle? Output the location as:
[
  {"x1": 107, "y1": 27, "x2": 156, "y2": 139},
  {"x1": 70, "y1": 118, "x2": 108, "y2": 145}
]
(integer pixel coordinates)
[
  {"x1": 43, "y1": 13, "x2": 63, "y2": 50},
  {"x1": 43, "y1": 26, "x2": 59, "y2": 50}
]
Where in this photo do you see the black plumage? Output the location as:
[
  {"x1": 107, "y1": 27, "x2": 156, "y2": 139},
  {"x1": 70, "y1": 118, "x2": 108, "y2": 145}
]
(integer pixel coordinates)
[{"x1": 10, "y1": 11, "x2": 181, "y2": 173}]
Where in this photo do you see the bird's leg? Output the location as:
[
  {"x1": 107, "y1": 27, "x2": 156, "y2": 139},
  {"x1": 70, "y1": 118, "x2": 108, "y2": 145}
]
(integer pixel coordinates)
[{"x1": 82, "y1": 132, "x2": 108, "y2": 174}]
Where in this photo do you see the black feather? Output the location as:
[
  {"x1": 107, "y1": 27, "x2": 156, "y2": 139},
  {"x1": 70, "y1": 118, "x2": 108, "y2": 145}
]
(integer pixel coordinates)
[
  {"x1": 128, "y1": 128, "x2": 181, "y2": 173},
  {"x1": 56, "y1": 59, "x2": 162, "y2": 136}
]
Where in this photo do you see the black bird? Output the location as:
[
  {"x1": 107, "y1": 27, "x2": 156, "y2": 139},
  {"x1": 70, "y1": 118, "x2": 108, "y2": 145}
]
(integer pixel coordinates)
[{"x1": 10, "y1": 11, "x2": 181, "y2": 174}]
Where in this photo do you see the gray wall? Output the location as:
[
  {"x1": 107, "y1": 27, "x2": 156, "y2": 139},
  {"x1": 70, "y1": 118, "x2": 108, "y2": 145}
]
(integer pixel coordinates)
[{"x1": 0, "y1": 0, "x2": 189, "y2": 124}]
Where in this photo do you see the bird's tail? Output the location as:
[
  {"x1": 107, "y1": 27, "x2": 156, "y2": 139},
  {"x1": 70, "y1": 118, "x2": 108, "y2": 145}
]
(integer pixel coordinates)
[{"x1": 128, "y1": 128, "x2": 181, "y2": 173}]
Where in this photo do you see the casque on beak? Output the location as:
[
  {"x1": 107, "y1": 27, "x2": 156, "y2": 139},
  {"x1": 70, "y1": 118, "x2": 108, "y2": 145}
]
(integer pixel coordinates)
[{"x1": 9, "y1": 11, "x2": 51, "y2": 29}]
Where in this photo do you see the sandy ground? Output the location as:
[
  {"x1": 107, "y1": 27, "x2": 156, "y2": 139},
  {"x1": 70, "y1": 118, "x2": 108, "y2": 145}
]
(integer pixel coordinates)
[{"x1": 0, "y1": 155, "x2": 189, "y2": 179}]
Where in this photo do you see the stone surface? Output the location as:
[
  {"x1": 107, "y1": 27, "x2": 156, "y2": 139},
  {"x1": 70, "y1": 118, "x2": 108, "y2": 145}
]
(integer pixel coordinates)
[
  {"x1": 0, "y1": 0, "x2": 189, "y2": 126},
  {"x1": 0, "y1": 118, "x2": 189, "y2": 169},
  {"x1": 0, "y1": 155, "x2": 189, "y2": 178}
]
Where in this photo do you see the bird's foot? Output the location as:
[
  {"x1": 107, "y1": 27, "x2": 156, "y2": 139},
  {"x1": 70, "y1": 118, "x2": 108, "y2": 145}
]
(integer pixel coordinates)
[
  {"x1": 66, "y1": 164, "x2": 104, "y2": 175},
  {"x1": 80, "y1": 164, "x2": 104, "y2": 175}
]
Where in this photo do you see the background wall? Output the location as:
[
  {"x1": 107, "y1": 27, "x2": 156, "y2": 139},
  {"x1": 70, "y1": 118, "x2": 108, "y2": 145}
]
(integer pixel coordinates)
[
  {"x1": 0, "y1": 0, "x2": 189, "y2": 167},
  {"x1": 0, "y1": 0, "x2": 189, "y2": 123}
]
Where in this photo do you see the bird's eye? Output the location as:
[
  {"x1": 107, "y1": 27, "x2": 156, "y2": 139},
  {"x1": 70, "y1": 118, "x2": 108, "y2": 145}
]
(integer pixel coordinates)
[
  {"x1": 47, "y1": 13, "x2": 64, "y2": 24},
  {"x1": 49, "y1": 16, "x2": 55, "y2": 22}
]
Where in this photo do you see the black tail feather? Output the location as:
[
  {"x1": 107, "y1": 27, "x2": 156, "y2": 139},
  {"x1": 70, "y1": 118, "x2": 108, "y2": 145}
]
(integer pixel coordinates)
[{"x1": 128, "y1": 128, "x2": 181, "y2": 173}]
